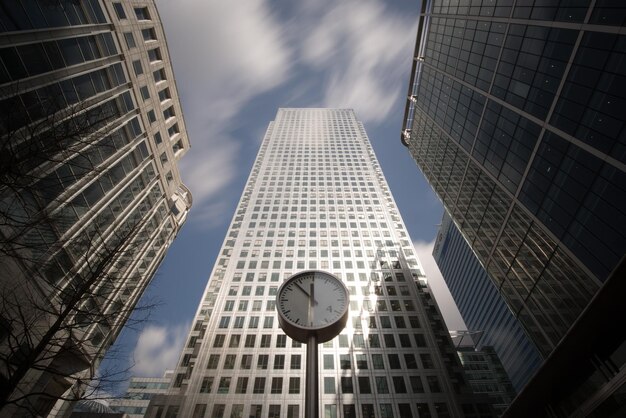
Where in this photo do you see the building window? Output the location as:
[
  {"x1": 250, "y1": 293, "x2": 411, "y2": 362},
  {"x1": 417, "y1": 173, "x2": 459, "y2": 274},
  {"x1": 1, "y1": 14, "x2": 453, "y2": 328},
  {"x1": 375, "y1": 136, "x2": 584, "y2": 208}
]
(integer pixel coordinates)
[
  {"x1": 235, "y1": 377, "x2": 248, "y2": 393},
  {"x1": 393, "y1": 376, "x2": 407, "y2": 393},
  {"x1": 388, "y1": 354, "x2": 401, "y2": 369},
  {"x1": 276, "y1": 334, "x2": 287, "y2": 347},
  {"x1": 223, "y1": 354, "x2": 235, "y2": 369},
  {"x1": 199, "y1": 377, "x2": 213, "y2": 393},
  {"x1": 358, "y1": 377, "x2": 371, "y2": 394},
  {"x1": 356, "y1": 354, "x2": 368, "y2": 369},
  {"x1": 113, "y1": 2, "x2": 126, "y2": 19},
  {"x1": 404, "y1": 354, "x2": 418, "y2": 369},
  {"x1": 218, "y1": 317, "x2": 230, "y2": 328},
  {"x1": 427, "y1": 376, "x2": 441, "y2": 393},
  {"x1": 231, "y1": 405, "x2": 244, "y2": 417},
  {"x1": 240, "y1": 354, "x2": 252, "y2": 369},
  {"x1": 142, "y1": 28, "x2": 157, "y2": 41},
  {"x1": 124, "y1": 32, "x2": 136, "y2": 48},
  {"x1": 323, "y1": 354, "x2": 334, "y2": 369},
  {"x1": 380, "y1": 404, "x2": 393, "y2": 418},
  {"x1": 362, "y1": 404, "x2": 375, "y2": 418},
  {"x1": 274, "y1": 355, "x2": 285, "y2": 369},
  {"x1": 410, "y1": 376, "x2": 425, "y2": 393},
  {"x1": 289, "y1": 377, "x2": 300, "y2": 394},
  {"x1": 134, "y1": 7, "x2": 150, "y2": 20},
  {"x1": 250, "y1": 405, "x2": 262, "y2": 418},
  {"x1": 375, "y1": 376, "x2": 389, "y2": 394},
  {"x1": 140, "y1": 85, "x2": 149, "y2": 100},
  {"x1": 217, "y1": 377, "x2": 230, "y2": 394},
  {"x1": 148, "y1": 48, "x2": 162, "y2": 63},
  {"x1": 211, "y1": 404, "x2": 225, "y2": 418},
  {"x1": 233, "y1": 316, "x2": 245, "y2": 328},
  {"x1": 253, "y1": 377, "x2": 266, "y2": 394},
  {"x1": 287, "y1": 405, "x2": 299, "y2": 418},
  {"x1": 268, "y1": 405, "x2": 281, "y2": 418},
  {"x1": 324, "y1": 377, "x2": 335, "y2": 394},
  {"x1": 244, "y1": 335, "x2": 255, "y2": 347},
  {"x1": 207, "y1": 355, "x2": 219, "y2": 369},
  {"x1": 421, "y1": 353, "x2": 434, "y2": 369},
  {"x1": 257, "y1": 355, "x2": 268, "y2": 369},
  {"x1": 163, "y1": 105, "x2": 175, "y2": 119},
  {"x1": 132, "y1": 60, "x2": 143, "y2": 75},
  {"x1": 415, "y1": 403, "x2": 431, "y2": 418},
  {"x1": 341, "y1": 376, "x2": 353, "y2": 394},
  {"x1": 291, "y1": 354, "x2": 301, "y2": 369},
  {"x1": 153, "y1": 69, "x2": 166, "y2": 84},
  {"x1": 212, "y1": 334, "x2": 225, "y2": 347},
  {"x1": 324, "y1": 405, "x2": 337, "y2": 418},
  {"x1": 260, "y1": 334, "x2": 271, "y2": 347},
  {"x1": 158, "y1": 87, "x2": 171, "y2": 102},
  {"x1": 271, "y1": 377, "x2": 283, "y2": 394},
  {"x1": 340, "y1": 354, "x2": 351, "y2": 369}
]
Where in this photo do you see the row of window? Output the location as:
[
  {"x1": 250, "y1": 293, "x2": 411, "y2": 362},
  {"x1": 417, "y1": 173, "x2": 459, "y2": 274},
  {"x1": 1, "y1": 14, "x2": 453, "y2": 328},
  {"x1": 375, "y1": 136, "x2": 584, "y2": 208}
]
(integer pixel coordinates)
[
  {"x1": 191, "y1": 401, "x2": 448, "y2": 418},
  {"x1": 203, "y1": 350, "x2": 433, "y2": 372},
  {"x1": 208, "y1": 330, "x2": 429, "y2": 351},
  {"x1": 196, "y1": 372, "x2": 442, "y2": 396},
  {"x1": 113, "y1": 3, "x2": 151, "y2": 21}
]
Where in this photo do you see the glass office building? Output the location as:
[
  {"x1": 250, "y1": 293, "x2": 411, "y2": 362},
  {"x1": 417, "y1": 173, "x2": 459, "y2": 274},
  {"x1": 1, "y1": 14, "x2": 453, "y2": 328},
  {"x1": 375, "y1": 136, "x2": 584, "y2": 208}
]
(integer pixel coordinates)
[
  {"x1": 147, "y1": 109, "x2": 492, "y2": 418},
  {"x1": 0, "y1": 1, "x2": 191, "y2": 416},
  {"x1": 401, "y1": 1, "x2": 626, "y2": 415},
  {"x1": 433, "y1": 212, "x2": 541, "y2": 391}
]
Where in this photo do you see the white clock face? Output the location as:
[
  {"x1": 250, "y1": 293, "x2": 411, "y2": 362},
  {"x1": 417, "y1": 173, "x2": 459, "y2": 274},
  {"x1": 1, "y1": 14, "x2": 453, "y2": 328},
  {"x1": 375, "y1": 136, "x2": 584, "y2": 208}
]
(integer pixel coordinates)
[{"x1": 278, "y1": 271, "x2": 348, "y2": 330}]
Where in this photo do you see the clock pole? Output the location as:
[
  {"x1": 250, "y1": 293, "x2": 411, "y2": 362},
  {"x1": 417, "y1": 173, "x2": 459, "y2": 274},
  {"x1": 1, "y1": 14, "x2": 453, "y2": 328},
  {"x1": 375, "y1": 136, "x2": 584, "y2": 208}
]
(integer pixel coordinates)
[
  {"x1": 305, "y1": 333, "x2": 318, "y2": 418},
  {"x1": 276, "y1": 271, "x2": 350, "y2": 418}
]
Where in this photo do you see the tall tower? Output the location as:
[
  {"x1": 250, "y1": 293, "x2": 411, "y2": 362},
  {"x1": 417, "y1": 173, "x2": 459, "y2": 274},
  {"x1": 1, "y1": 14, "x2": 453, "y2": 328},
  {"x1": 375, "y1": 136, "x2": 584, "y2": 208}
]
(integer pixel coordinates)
[
  {"x1": 401, "y1": 1, "x2": 626, "y2": 414},
  {"x1": 149, "y1": 109, "x2": 488, "y2": 418},
  {"x1": 0, "y1": 1, "x2": 191, "y2": 416}
]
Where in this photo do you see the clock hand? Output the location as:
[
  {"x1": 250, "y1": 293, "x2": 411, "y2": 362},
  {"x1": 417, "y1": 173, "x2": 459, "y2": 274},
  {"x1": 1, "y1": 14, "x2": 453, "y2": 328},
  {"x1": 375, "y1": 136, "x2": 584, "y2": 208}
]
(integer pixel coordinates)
[
  {"x1": 295, "y1": 283, "x2": 318, "y2": 305},
  {"x1": 310, "y1": 282, "x2": 314, "y2": 326}
]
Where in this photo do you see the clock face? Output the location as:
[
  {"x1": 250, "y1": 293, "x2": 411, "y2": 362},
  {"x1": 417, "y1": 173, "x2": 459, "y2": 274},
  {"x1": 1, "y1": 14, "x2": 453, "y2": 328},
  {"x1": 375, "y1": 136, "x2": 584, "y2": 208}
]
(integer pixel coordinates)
[{"x1": 277, "y1": 271, "x2": 349, "y2": 335}]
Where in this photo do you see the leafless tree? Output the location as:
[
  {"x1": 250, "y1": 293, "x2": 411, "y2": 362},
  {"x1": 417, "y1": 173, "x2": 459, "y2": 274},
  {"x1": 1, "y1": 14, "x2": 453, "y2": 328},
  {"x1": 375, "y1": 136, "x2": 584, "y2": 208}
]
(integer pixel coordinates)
[{"x1": 0, "y1": 85, "x2": 159, "y2": 416}]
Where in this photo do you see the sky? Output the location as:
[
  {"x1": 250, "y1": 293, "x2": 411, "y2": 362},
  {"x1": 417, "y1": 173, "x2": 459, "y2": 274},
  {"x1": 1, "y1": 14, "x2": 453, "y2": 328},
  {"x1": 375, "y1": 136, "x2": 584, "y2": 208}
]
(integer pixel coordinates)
[{"x1": 101, "y1": 0, "x2": 466, "y2": 390}]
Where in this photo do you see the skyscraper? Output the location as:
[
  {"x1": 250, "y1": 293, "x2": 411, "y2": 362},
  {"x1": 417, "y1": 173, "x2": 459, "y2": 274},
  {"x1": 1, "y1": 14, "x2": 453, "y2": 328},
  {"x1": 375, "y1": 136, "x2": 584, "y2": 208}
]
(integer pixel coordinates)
[
  {"x1": 109, "y1": 371, "x2": 173, "y2": 417},
  {"x1": 0, "y1": 1, "x2": 190, "y2": 416},
  {"x1": 456, "y1": 345, "x2": 516, "y2": 416},
  {"x1": 148, "y1": 108, "x2": 489, "y2": 418},
  {"x1": 433, "y1": 212, "x2": 542, "y2": 391},
  {"x1": 401, "y1": 1, "x2": 626, "y2": 414}
]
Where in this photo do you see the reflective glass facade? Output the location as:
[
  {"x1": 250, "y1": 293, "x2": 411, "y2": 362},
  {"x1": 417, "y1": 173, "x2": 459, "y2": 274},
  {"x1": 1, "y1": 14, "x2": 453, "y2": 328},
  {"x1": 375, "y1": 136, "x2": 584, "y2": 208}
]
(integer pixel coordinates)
[
  {"x1": 402, "y1": 0, "x2": 626, "y2": 357},
  {"x1": 0, "y1": 1, "x2": 191, "y2": 416},
  {"x1": 148, "y1": 109, "x2": 491, "y2": 418},
  {"x1": 434, "y1": 212, "x2": 541, "y2": 391}
]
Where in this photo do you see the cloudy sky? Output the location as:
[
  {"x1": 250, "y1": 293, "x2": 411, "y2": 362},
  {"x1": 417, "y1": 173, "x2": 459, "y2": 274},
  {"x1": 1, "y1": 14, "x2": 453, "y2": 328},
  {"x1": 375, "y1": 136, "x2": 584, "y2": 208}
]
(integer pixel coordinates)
[{"x1": 102, "y1": 0, "x2": 466, "y2": 389}]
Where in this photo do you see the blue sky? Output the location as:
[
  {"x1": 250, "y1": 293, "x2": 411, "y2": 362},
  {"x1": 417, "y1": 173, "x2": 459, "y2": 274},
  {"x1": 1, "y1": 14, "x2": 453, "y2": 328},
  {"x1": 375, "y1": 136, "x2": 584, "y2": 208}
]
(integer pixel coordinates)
[{"x1": 101, "y1": 0, "x2": 466, "y2": 388}]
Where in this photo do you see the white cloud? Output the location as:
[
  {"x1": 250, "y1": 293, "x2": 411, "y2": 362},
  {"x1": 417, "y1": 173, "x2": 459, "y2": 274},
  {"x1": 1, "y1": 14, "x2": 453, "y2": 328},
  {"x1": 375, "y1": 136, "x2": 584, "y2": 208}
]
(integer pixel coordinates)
[
  {"x1": 131, "y1": 323, "x2": 190, "y2": 376},
  {"x1": 155, "y1": 0, "x2": 293, "y2": 224},
  {"x1": 413, "y1": 240, "x2": 467, "y2": 331},
  {"x1": 298, "y1": 0, "x2": 417, "y2": 123}
]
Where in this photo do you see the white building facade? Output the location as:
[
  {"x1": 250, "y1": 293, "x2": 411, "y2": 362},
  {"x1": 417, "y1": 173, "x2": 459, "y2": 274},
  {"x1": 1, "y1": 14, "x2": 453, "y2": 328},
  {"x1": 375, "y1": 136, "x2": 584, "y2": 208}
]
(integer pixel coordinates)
[
  {"x1": 148, "y1": 109, "x2": 486, "y2": 418},
  {"x1": 0, "y1": 1, "x2": 191, "y2": 416}
]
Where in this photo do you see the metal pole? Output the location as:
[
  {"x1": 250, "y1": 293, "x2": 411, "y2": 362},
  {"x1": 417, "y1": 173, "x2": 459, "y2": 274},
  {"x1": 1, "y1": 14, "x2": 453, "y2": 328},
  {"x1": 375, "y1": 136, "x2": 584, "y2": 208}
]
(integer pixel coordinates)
[{"x1": 305, "y1": 333, "x2": 318, "y2": 418}]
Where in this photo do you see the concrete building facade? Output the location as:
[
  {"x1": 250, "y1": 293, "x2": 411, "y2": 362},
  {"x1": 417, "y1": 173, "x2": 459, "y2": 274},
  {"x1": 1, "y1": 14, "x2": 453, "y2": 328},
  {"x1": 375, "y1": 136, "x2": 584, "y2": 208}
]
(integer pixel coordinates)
[{"x1": 0, "y1": 1, "x2": 191, "y2": 416}]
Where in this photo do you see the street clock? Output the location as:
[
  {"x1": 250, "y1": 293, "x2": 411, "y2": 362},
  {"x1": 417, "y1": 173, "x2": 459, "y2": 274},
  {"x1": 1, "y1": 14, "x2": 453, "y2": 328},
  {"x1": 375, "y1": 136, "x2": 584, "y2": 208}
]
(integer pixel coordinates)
[{"x1": 277, "y1": 270, "x2": 349, "y2": 343}]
